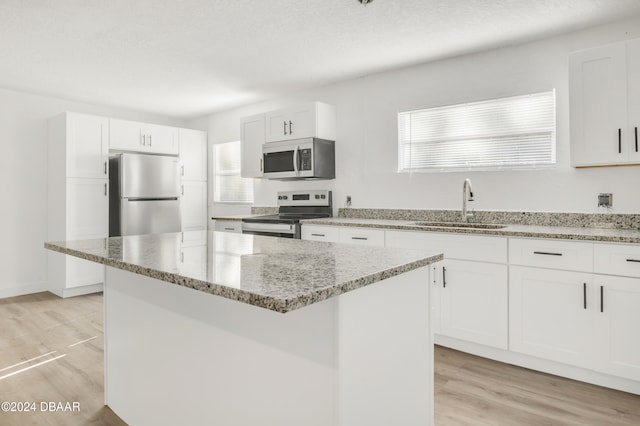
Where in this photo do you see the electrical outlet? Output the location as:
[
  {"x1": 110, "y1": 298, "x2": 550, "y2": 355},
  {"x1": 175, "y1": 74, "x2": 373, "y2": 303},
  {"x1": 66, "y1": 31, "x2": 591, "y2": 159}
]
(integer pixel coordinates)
[
  {"x1": 598, "y1": 193, "x2": 613, "y2": 208},
  {"x1": 346, "y1": 195, "x2": 352, "y2": 207}
]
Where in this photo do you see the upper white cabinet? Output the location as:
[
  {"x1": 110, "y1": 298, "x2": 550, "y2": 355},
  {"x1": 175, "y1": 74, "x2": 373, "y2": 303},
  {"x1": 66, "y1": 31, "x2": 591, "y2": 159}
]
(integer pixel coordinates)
[
  {"x1": 570, "y1": 39, "x2": 640, "y2": 166},
  {"x1": 265, "y1": 102, "x2": 336, "y2": 143},
  {"x1": 240, "y1": 114, "x2": 265, "y2": 178},
  {"x1": 64, "y1": 113, "x2": 109, "y2": 179},
  {"x1": 179, "y1": 128, "x2": 208, "y2": 181},
  {"x1": 110, "y1": 118, "x2": 179, "y2": 155}
]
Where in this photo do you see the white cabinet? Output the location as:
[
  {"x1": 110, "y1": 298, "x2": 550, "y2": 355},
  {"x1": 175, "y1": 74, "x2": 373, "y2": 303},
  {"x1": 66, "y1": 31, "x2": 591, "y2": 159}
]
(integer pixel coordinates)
[
  {"x1": 509, "y1": 266, "x2": 594, "y2": 368},
  {"x1": 570, "y1": 39, "x2": 640, "y2": 166},
  {"x1": 180, "y1": 181, "x2": 208, "y2": 232},
  {"x1": 179, "y1": 128, "x2": 207, "y2": 181},
  {"x1": 48, "y1": 113, "x2": 109, "y2": 297},
  {"x1": 301, "y1": 225, "x2": 340, "y2": 242},
  {"x1": 440, "y1": 259, "x2": 508, "y2": 349},
  {"x1": 179, "y1": 129, "x2": 208, "y2": 232},
  {"x1": 265, "y1": 102, "x2": 336, "y2": 143},
  {"x1": 65, "y1": 113, "x2": 109, "y2": 179},
  {"x1": 386, "y1": 230, "x2": 508, "y2": 349},
  {"x1": 110, "y1": 118, "x2": 179, "y2": 155},
  {"x1": 338, "y1": 227, "x2": 385, "y2": 247},
  {"x1": 592, "y1": 275, "x2": 640, "y2": 381},
  {"x1": 214, "y1": 220, "x2": 242, "y2": 233},
  {"x1": 301, "y1": 225, "x2": 383, "y2": 246},
  {"x1": 240, "y1": 114, "x2": 265, "y2": 178},
  {"x1": 509, "y1": 238, "x2": 593, "y2": 272}
]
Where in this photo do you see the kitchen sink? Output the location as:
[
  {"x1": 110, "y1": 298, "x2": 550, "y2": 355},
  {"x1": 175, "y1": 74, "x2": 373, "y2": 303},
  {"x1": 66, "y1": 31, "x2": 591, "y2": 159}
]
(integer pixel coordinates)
[{"x1": 411, "y1": 221, "x2": 507, "y2": 230}]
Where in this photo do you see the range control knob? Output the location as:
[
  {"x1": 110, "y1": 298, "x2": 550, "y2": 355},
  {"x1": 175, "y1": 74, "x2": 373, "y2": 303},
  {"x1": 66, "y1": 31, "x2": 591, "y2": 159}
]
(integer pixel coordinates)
[
  {"x1": 315, "y1": 194, "x2": 320, "y2": 199},
  {"x1": 320, "y1": 194, "x2": 326, "y2": 199}
]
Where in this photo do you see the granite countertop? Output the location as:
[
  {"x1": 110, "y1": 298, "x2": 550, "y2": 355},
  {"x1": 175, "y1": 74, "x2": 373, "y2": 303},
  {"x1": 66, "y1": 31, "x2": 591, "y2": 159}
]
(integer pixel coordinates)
[
  {"x1": 301, "y1": 218, "x2": 640, "y2": 244},
  {"x1": 45, "y1": 231, "x2": 442, "y2": 313}
]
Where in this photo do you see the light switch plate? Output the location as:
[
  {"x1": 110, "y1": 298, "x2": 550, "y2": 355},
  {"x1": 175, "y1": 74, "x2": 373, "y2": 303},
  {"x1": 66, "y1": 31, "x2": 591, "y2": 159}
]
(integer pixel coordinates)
[{"x1": 598, "y1": 193, "x2": 613, "y2": 208}]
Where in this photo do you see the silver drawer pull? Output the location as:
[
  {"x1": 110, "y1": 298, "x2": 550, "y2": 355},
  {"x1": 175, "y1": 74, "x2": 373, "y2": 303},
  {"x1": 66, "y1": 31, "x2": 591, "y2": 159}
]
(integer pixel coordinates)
[
  {"x1": 352, "y1": 237, "x2": 368, "y2": 240},
  {"x1": 224, "y1": 228, "x2": 235, "y2": 231},
  {"x1": 311, "y1": 233, "x2": 326, "y2": 237},
  {"x1": 533, "y1": 251, "x2": 562, "y2": 256},
  {"x1": 626, "y1": 258, "x2": 640, "y2": 263}
]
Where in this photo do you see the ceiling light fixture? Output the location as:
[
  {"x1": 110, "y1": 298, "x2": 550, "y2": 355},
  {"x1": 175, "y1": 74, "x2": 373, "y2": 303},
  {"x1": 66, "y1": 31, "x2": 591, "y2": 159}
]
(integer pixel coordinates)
[{"x1": 357, "y1": 0, "x2": 374, "y2": 5}]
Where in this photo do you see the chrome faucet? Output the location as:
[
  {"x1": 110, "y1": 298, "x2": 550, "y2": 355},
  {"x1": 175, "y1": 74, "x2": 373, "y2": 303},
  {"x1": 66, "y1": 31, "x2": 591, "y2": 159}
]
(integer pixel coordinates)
[{"x1": 462, "y1": 178, "x2": 474, "y2": 222}]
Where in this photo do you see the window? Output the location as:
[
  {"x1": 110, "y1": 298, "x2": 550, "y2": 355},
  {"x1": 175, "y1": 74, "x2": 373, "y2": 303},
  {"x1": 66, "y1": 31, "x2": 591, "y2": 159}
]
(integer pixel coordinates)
[
  {"x1": 213, "y1": 141, "x2": 253, "y2": 203},
  {"x1": 398, "y1": 91, "x2": 556, "y2": 172}
]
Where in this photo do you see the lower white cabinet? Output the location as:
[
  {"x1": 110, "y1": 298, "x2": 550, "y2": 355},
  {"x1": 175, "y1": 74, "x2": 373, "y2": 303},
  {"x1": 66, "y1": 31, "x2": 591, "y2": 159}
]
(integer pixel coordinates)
[
  {"x1": 214, "y1": 220, "x2": 242, "y2": 233},
  {"x1": 509, "y1": 266, "x2": 594, "y2": 368},
  {"x1": 302, "y1": 225, "x2": 384, "y2": 246},
  {"x1": 386, "y1": 230, "x2": 508, "y2": 350},
  {"x1": 180, "y1": 181, "x2": 208, "y2": 231},
  {"x1": 593, "y1": 275, "x2": 640, "y2": 381},
  {"x1": 440, "y1": 260, "x2": 508, "y2": 349},
  {"x1": 301, "y1": 225, "x2": 340, "y2": 242}
]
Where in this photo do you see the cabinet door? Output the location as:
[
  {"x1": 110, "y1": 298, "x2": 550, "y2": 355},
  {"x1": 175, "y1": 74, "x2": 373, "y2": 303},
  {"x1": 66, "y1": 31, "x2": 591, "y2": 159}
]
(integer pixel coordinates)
[
  {"x1": 181, "y1": 181, "x2": 207, "y2": 231},
  {"x1": 265, "y1": 109, "x2": 290, "y2": 142},
  {"x1": 570, "y1": 42, "x2": 628, "y2": 166},
  {"x1": 287, "y1": 104, "x2": 316, "y2": 140},
  {"x1": 593, "y1": 275, "x2": 640, "y2": 381},
  {"x1": 240, "y1": 114, "x2": 265, "y2": 178},
  {"x1": 146, "y1": 124, "x2": 179, "y2": 155},
  {"x1": 67, "y1": 113, "x2": 109, "y2": 179},
  {"x1": 66, "y1": 178, "x2": 109, "y2": 288},
  {"x1": 509, "y1": 266, "x2": 594, "y2": 368},
  {"x1": 627, "y1": 39, "x2": 640, "y2": 163},
  {"x1": 179, "y1": 129, "x2": 208, "y2": 181},
  {"x1": 109, "y1": 118, "x2": 144, "y2": 151},
  {"x1": 439, "y1": 260, "x2": 508, "y2": 349}
]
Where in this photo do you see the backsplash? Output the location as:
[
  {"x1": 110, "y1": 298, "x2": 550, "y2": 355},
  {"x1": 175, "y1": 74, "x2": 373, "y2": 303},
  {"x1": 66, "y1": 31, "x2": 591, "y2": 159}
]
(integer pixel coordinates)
[{"x1": 338, "y1": 208, "x2": 640, "y2": 230}]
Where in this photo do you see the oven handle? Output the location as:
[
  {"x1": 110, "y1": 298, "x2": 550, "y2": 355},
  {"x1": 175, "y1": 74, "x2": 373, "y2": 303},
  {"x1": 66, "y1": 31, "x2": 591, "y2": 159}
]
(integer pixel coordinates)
[
  {"x1": 241, "y1": 222, "x2": 296, "y2": 234},
  {"x1": 293, "y1": 145, "x2": 299, "y2": 176}
]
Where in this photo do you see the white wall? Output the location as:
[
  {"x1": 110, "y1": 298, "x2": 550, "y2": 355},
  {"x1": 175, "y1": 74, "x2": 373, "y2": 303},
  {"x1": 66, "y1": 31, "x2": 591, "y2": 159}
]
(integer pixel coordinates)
[
  {"x1": 189, "y1": 14, "x2": 640, "y2": 217},
  {"x1": 0, "y1": 87, "x2": 185, "y2": 298}
]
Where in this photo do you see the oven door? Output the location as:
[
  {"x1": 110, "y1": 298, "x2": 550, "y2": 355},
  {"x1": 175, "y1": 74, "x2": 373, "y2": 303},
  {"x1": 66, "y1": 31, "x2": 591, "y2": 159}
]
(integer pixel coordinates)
[
  {"x1": 241, "y1": 222, "x2": 300, "y2": 239},
  {"x1": 262, "y1": 139, "x2": 314, "y2": 179}
]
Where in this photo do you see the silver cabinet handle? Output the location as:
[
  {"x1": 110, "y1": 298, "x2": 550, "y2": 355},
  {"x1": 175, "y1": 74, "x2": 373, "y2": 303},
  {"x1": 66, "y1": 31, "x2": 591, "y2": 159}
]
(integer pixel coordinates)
[
  {"x1": 618, "y1": 128, "x2": 622, "y2": 154},
  {"x1": 104, "y1": 183, "x2": 107, "y2": 196},
  {"x1": 283, "y1": 121, "x2": 287, "y2": 135},
  {"x1": 181, "y1": 185, "x2": 184, "y2": 196},
  {"x1": 533, "y1": 251, "x2": 562, "y2": 256},
  {"x1": 351, "y1": 237, "x2": 368, "y2": 240},
  {"x1": 181, "y1": 165, "x2": 185, "y2": 176},
  {"x1": 260, "y1": 158, "x2": 263, "y2": 172},
  {"x1": 600, "y1": 285, "x2": 604, "y2": 313},
  {"x1": 583, "y1": 283, "x2": 587, "y2": 310},
  {"x1": 311, "y1": 233, "x2": 326, "y2": 237},
  {"x1": 181, "y1": 252, "x2": 184, "y2": 263},
  {"x1": 224, "y1": 227, "x2": 235, "y2": 231},
  {"x1": 104, "y1": 161, "x2": 107, "y2": 175},
  {"x1": 289, "y1": 120, "x2": 293, "y2": 135},
  {"x1": 443, "y1": 266, "x2": 447, "y2": 288},
  {"x1": 149, "y1": 135, "x2": 152, "y2": 146}
]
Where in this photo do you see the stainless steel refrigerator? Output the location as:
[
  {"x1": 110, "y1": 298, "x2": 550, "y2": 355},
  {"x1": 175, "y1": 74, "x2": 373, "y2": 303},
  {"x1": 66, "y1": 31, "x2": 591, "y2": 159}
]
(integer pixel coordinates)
[{"x1": 109, "y1": 153, "x2": 182, "y2": 236}]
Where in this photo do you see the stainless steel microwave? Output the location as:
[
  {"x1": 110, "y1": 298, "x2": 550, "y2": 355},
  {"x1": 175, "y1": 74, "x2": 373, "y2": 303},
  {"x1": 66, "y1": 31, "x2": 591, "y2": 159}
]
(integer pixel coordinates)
[{"x1": 262, "y1": 138, "x2": 335, "y2": 180}]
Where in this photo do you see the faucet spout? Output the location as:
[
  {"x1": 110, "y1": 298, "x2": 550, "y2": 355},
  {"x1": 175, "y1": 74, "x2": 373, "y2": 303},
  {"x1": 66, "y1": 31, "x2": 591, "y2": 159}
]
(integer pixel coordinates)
[{"x1": 462, "y1": 178, "x2": 474, "y2": 222}]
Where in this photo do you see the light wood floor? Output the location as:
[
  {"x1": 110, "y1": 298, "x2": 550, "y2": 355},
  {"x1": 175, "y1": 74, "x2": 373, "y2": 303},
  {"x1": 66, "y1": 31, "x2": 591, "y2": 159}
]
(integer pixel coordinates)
[{"x1": 1, "y1": 292, "x2": 639, "y2": 425}]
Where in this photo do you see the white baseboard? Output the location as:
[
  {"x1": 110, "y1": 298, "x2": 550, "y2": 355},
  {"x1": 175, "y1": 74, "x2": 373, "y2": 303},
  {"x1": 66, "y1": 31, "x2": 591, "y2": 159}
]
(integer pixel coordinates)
[
  {"x1": 0, "y1": 281, "x2": 48, "y2": 299},
  {"x1": 435, "y1": 335, "x2": 640, "y2": 395},
  {"x1": 49, "y1": 283, "x2": 104, "y2": 298}
]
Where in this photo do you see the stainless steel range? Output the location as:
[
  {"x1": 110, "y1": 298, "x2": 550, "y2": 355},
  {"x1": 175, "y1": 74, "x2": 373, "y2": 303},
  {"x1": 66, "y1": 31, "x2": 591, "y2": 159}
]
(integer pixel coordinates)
[{"x1": 242, "y1": 190, "x2": 332, "y2": 238}]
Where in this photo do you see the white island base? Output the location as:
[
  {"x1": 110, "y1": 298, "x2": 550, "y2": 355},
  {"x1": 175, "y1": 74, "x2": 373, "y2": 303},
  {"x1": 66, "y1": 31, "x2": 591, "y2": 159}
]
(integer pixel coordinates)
[{"x1": 104, "y1": 265, "x2": 435, "y2": 426}]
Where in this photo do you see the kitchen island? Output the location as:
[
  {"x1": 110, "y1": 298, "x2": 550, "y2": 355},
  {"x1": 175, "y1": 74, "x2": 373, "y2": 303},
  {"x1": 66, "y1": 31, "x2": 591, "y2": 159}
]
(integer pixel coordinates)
[{"x1": 45, "y1": 231, "x2": 443, "y2": 426}]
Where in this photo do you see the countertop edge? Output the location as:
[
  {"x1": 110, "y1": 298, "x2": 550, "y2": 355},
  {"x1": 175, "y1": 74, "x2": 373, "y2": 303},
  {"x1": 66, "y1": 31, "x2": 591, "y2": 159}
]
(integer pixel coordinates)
[{"x1": 45, "y1": 242, "x2": 443, "y2": 314}]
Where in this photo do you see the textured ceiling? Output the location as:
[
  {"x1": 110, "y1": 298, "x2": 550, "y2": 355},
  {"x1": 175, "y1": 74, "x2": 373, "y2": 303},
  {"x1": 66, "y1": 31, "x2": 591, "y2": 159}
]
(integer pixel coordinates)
[{"x1": 1, "y1": 0, "x2": 640, "y2": 118}]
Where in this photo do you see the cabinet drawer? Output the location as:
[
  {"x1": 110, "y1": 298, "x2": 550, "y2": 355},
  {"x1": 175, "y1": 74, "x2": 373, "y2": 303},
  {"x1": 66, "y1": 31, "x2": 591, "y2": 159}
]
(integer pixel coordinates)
[
  {"x1": 339, "y1": 227, "x2": 385, "y2": 247},
  {"x1": 301, "y1": 225, "x2": 340, "y2": 242},
  {"x1": 594, "y1": 243, "x2": 640, "y2": 277},
  {"x1": 509, "y1": 238, "x2": 593, "y2": 272},
  {"x1": 214, "y1": 220, "x2": 242, "y2": 233},
  {"x1": 386, "y1": 230, "x2": 507, "y2": 263}
]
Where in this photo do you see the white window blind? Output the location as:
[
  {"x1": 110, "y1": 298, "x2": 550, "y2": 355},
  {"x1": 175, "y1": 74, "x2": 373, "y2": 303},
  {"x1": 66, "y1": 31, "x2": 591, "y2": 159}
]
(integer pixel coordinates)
[
  {"x1": 213, "y1": 141, "x2": 253, "y2": 203},
  {"x1": 398, "y1": 91, "x2": 556, "y2": 171}
]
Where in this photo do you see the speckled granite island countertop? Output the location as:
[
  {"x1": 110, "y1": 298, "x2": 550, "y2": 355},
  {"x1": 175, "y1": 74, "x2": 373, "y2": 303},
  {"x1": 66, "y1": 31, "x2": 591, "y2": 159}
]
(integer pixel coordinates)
[
  {"x1": 45, "y1": 231, "x2": 442, "y2": 313},
  {"x1": 301, "y1": 217, "x2": 640, "y2": 244}
]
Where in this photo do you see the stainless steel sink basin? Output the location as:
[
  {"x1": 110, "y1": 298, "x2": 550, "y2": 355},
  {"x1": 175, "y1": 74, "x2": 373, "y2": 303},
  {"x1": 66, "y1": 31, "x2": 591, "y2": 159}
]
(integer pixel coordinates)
[{"x1": 411, "y1": 221, "x2": 507, "y2": 230}]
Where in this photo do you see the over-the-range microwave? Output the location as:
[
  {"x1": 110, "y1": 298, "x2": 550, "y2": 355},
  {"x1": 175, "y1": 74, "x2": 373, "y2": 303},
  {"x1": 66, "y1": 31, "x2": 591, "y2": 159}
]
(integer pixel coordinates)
[{"x1": 262, "y1": 138, "x2": 335, "y2": 180}]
